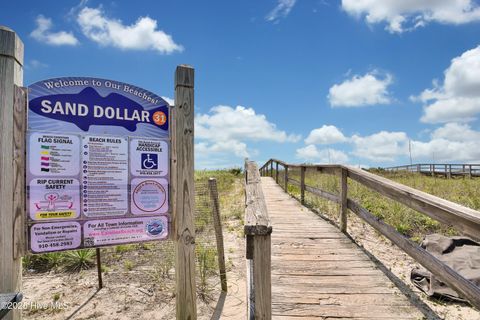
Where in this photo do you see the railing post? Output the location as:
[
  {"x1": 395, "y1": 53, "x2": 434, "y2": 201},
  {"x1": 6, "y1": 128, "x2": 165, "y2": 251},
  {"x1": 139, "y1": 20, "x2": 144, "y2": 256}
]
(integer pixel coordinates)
[
  {"x1": 448, "y1": 164, "x2": 452, "y2": 179},
  {"x1": 270, "y1": 161, "x2": 273, "y2": 177},
  {"x1": 245, "y1": 160, "x2": 272, "y2": 320},
  {"x1": 275, "y1": 162, "x2": 279, "y2": 183},
  {"x1": 173, "y1": 65, "x2": 197, "y2": 320},
  {"x1": 208, "y1": 178, "x2": 227, "y2": 292},
  {"x1": 284, "y1": 165, "x2": 289, "y2": 192},
  {"x1": 0, "y1": 26, "x2": 24, "y2": 320},
  {"x1": 339, "y1": 167, "x2": 348, "y2": 233},
  {"x1": 417, "y1": 164, "x2": 420, "y2": 173},
  {"x1": 300, "y1": 166, "x2": 306, "y2": 205},
  {"x1": 468, "y1": 165, "x2": 472, "y2": 179}
]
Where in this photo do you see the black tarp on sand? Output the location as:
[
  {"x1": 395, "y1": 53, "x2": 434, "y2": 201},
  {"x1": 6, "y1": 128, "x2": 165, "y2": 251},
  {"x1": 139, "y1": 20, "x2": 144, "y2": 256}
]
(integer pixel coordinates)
[{"x1": 410, "y1": 234, "x2": 480, "y2": 303}]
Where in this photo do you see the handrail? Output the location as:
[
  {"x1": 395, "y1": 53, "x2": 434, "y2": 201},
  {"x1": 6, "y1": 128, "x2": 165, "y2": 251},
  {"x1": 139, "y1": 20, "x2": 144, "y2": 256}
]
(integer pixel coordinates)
[
  {"x1": 259, "y1": 158, "x2": 480, "y2": 310},
  {"x1": 245, "y1": 160, "x2": 272, "y2": 319}
]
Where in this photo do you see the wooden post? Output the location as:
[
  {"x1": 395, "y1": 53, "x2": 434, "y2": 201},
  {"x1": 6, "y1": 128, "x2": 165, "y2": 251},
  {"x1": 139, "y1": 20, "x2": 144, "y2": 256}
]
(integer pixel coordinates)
[
  {"x1": 284, "y1": 165, "x2": 289, "y2": 192},
  {"x1": 300, "y1": 166, "x2": 306, "y2": 205},
  {"x1": 448, "y1": 164, "x2": 452, "y2": 179},
  {"x1": 208, "y1": 178, "x2": 227, "y2": 292},
  {"x1": 275, "y1": 162, "x2": 279, "y2": 183},
  {"x1": 245, "y1": 161, "x2": 272, "y2": 319},
  {"x1": 468, "y1": 165, "x2": 472, "y2": 179},
  {"x1": 172, "y1": 65, "x2": 197, "y2": 319},
  {"x1": 444, "y1": 164, "x2": 448, "y2": 178},
  {"x1": 0, "y1": 26, "x2": 24, "y2": 320},
  {"x1": 339, "y1": 168, "x2": 348, "y2": 233},
  {"x1": 253, "y1": 235, "x2": 271, "y2": 319},
  {"x1": 270, "y1": 161, "x2": 273, "y2": 177},
  {"x1": 96, "y1": 248, "x2": 103, "y2": 289}
]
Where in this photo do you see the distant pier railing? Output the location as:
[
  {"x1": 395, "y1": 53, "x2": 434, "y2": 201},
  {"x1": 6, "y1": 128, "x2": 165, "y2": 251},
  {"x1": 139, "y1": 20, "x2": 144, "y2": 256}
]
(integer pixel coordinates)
[{"x1": 383, "y1": 163, "x2": 480, "y2": 178}]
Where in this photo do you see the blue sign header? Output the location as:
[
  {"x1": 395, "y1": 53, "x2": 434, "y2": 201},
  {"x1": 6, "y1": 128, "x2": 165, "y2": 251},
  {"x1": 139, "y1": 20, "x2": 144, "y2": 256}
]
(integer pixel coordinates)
[{"x1": 28, "y1": 77, "x2": 170, "y2": 138}]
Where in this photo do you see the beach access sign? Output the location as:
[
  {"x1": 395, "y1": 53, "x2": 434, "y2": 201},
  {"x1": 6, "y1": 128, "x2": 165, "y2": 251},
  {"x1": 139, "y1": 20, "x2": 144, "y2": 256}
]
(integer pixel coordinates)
[{"x1": 26, "y1": 77, "x2": 171, "y2": 253}]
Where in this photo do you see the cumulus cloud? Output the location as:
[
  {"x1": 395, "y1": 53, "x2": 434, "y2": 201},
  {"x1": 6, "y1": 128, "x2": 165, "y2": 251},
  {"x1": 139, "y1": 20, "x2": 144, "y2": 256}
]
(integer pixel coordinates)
[
  {"x1": 77, "y1": 7, "x2": 183, "y2": 54},
  {"x1": 305, "y1": 125, "x2": 347, "y2": 144},
  {"x1": 196, "y1": 141, "x2": 249, "y2": 158},
  {"x1": 196, "y1": 105, "x2": 300, "y2": 143},
  {"x1": 266, "y1": 0, "x2": 297, "y2": 22},
  {"x1": 410, "y1": 123, "x2": 480, "y2": 162},
  {"x1": 416, "y1": 45, "x2": 480, "y2": 123},
  {"x1": 342, "y1": 0, "x2": 480, "y2": 33},
  {"x1": 31, "y1": 15, "x2": 79, "y2": 46},
  {"x1": 195, "y1": 105, "x2": 300, "y2": 160},
  {"x1": 351, "y1": 131, "x2": 408, "y2": 162},
  {"x1": 296, "y1": 145, "x2": 349, "y2": 164},
  {"x1": 328, "y1": 72, "x2": 393, "y2": 107}
]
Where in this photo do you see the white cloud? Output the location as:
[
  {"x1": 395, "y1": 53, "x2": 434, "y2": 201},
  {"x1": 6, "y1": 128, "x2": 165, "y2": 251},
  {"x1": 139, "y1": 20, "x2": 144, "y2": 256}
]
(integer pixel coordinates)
[
  {"x1": 305, "y1": 125, "x2": 347, "y2": 144},
  {"x1": 266, "y1": 0, "x2": 297, "y2": 22},
  {"x1": 31, "y1": 15, "x2": 79, "y2": 46},
  {"x1": 161, "y1": 96, "x2": 174, "y2": 106},
  {"x1": 410, "y1": 123, "x2": 480, "y2": 162},
  {"x1": 77, "y1": 7, "x2": 183, "y2": 54},
  {"x1": 342, "y1": 0, "x2": 480, "y2": 33},
  {"x1": 195, "y1": 105, "x2": 299, "y2": 164},
  {"x1": 196, "y1": 141, "x2": 249, "y2": 158},
  {"x1": 328, "y1": 72, "x2": 393, "y2": 107},
  {"x1": 351, "y1": 131, "x2": 408, "y2": 162},
  {"x1": 296, "y1": 145, "x2": 349, "y2": 164},
  {"x1": 417, "y1": 46, "x2": 480, "y2": 123},
  {"x1": 26, "y1": 59, "x2": 48, "y2": 69},
  {"x1": 196, "y1": 105, "x2": 300, "y2": 143}
]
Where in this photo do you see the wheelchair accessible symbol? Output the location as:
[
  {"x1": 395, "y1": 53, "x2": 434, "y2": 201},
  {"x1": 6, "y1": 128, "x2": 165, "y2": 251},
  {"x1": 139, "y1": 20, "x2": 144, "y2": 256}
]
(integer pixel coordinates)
[{"x1": 141, "y1": 153, "x2": 158, "y2": 170}]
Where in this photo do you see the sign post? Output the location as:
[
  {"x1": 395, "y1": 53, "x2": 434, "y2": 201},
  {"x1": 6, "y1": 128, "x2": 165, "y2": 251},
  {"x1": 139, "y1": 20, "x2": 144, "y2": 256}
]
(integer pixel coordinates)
[
  {"x1": 0, "y1": 26, "x2": 25, "y2": 320},
  {"x1": 172, "y1": 65, "x2": 197, "y2": 319}
]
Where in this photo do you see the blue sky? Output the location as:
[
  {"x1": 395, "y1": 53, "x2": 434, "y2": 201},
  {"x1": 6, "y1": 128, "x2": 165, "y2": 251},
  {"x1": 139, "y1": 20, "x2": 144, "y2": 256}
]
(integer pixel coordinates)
[{"x1": 2, "y1": 0, "x2": 480, "y2": 168}]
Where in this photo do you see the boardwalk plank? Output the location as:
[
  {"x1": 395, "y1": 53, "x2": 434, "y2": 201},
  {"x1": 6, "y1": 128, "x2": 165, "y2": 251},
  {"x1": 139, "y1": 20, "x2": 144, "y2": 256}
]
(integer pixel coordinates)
[{"x1": 261, "y1": 177, "x2": 423, "y2": 320}]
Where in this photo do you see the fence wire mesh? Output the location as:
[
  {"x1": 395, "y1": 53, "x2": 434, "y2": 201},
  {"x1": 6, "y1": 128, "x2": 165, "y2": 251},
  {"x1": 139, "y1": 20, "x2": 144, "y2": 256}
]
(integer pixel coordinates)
[{"x1": 194, "y1": 179, "x2": 223, "y2": 300}]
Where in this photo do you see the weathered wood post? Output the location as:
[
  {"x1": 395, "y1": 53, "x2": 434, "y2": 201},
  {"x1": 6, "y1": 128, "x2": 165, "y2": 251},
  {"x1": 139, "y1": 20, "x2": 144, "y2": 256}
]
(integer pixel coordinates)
[
  {"x1": 0, "y1": 26, "x2": 24, "y2": 320},
  {"x1": 468, "y1": 165, "x2": 472, "y2": 179},
  {"x1": 208, "y1": 178, "x2": 227, "y2": 292},
  {"x1": 172, "y1": 65, "x2": 197, "y2": 319},
  {"x1": 245, "y1": 161, "x2": 272, "y2": 319},
  {"x1": 275, "y1": 162, "x2": 279, "y2": 183},
  {"x1": 284, "y1": 165, "x2": 289, "y2": 192},
  {"x1": 300, "y1": 166, "x2": 306, "y2": 205},
  {"x1": 270, "y1": 160, "x2": 273, "y2": 177},
  {"x1": 339, "y1": 167, "x2": 348, "y2": 233},
  {"x1": 448, "y1": 164, "x2": 452, "y2": 179},
  {"x1": 444, "y1": 164, "x2": 448, "y2": 178}
]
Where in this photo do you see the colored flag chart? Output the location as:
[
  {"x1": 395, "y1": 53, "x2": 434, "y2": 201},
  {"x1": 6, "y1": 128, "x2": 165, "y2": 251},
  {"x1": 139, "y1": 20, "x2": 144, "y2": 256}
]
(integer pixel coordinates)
[
  {"x1": 28, "y1": 133, "x2": 81, "y2": 222},
  {"x1": 40, "y1": 146, "x2": 50, "y2": 172}
]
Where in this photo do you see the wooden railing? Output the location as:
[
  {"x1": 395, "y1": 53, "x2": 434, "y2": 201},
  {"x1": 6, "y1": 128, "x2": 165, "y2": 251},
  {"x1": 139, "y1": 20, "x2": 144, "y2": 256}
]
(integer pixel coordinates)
[
  {"x1": 259, "y1": 158, "x2": 480, "y2": 310},
  {"x1": 384, "y1": 163, "x2": 480, "y2": 178},
  {"x1": 245, "y1": 160, "x2": 272, "y2": 319}
]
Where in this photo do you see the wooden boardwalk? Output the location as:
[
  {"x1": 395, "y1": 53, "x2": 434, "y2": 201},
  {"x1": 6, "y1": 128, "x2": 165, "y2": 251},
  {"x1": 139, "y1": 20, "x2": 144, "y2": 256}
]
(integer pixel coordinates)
[{"x1": 261, "y1": 177, "x2": 423, "y2": 320}]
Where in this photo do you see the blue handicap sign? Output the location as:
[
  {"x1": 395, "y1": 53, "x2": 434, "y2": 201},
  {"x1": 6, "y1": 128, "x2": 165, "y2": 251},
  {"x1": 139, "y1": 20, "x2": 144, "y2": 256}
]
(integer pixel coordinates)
[{"x1": 141, "y1": 153, "x2": 158, "y2": 170}]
